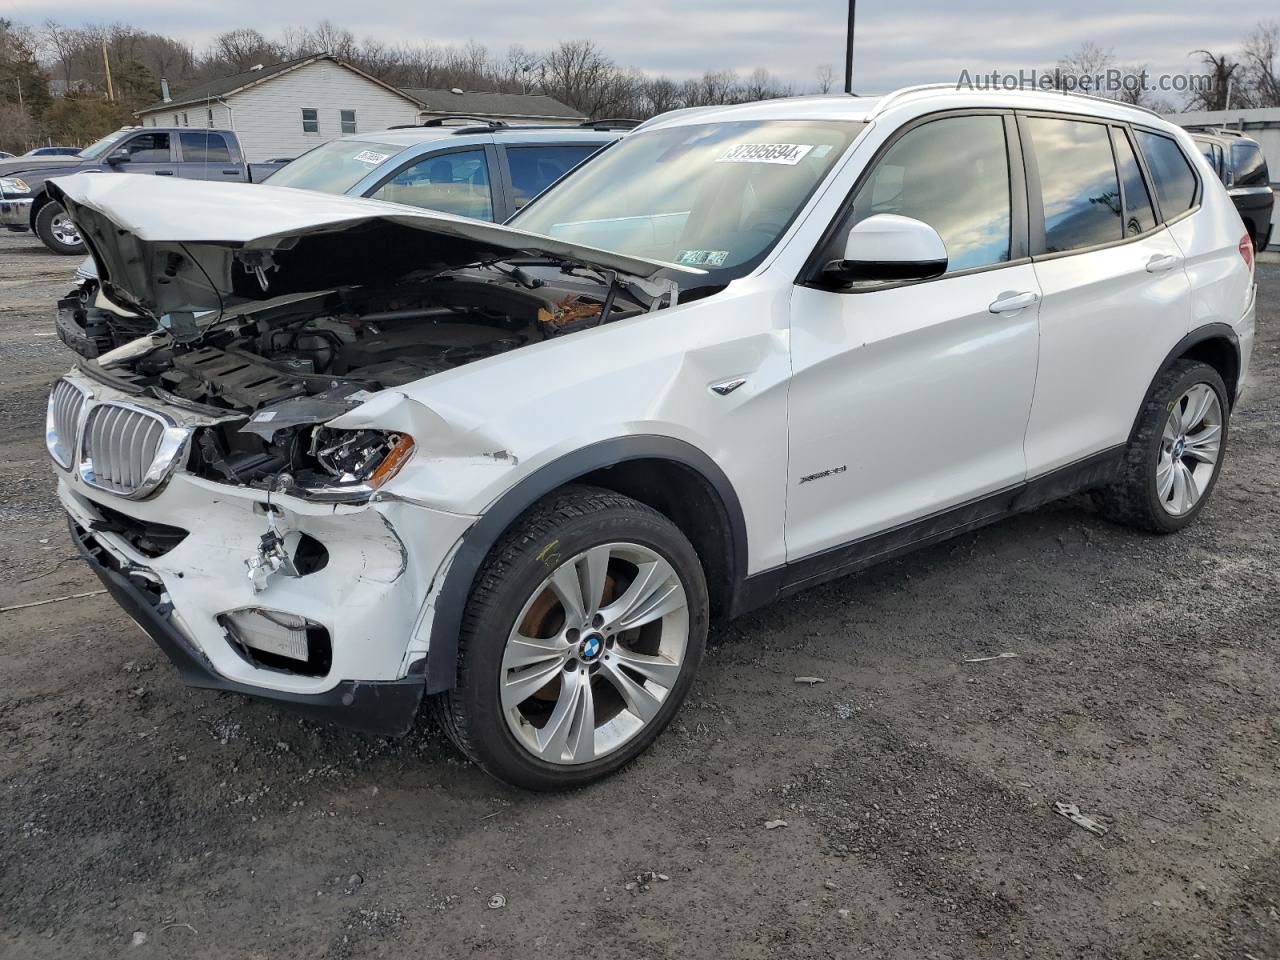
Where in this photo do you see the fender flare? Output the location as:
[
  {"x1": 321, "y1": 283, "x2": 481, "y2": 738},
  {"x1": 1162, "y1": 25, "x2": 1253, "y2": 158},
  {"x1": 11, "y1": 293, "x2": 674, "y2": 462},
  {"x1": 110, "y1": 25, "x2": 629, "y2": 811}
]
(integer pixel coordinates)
[
  {"x1": 424, "y1": 435, "x2": 748, "y2": 694},
  {"x1": 1127, "y1": 322, "x2": 1241, "y2": 442}
]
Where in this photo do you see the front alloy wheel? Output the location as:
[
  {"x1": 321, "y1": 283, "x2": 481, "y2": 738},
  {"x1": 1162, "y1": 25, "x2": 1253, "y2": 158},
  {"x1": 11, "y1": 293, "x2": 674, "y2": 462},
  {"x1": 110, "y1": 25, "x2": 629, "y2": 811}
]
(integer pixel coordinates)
[
  {"x1": 433, "y1": 486, "x2": 708, "y2": 790},
  {"x1": 501, "y1": 542, "x2": 689, "y2": 765}
]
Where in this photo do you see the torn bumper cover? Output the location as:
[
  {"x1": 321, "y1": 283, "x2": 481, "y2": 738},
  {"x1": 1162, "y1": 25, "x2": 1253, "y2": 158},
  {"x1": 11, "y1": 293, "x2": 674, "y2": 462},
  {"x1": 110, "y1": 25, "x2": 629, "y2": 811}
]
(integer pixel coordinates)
[
  {"x1": 52, "y1": 370, "x2": 478, "y2": 734},
  {"x1": 71, "y1": 517, "x2": 426, "y2": 735}
]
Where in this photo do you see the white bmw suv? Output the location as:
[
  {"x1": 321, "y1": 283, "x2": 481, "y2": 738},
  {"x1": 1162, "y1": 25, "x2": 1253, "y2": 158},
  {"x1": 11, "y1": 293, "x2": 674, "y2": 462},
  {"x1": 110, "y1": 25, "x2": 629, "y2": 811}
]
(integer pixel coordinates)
[{"x1": 46, "y1": 86, "x2": 1256, "y2": 789}]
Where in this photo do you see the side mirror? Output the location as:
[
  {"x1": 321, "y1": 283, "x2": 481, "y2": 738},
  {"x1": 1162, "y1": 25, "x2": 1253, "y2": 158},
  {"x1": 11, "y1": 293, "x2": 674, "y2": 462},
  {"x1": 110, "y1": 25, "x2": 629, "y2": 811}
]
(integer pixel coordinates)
[
  {"x1": 822, "y1": 214, "x2": 947, "y2": 286},
  {"x1": 105, "y1": 148, "x2": 130, "y2": 165}
]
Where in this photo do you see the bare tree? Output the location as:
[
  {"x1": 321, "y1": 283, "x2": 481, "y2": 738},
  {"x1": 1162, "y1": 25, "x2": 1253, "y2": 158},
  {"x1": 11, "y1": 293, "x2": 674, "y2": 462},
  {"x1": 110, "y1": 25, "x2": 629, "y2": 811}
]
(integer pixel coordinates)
[
  {"x1": 814, "y1": 63, "x2": 834, "y2": 94},
  {"x1": 1241, "y1": 20, "x2": 1280, "y2": 107},
  {"x1": 1188, "y1": 49, "x2": 1244, "y2": 110}
]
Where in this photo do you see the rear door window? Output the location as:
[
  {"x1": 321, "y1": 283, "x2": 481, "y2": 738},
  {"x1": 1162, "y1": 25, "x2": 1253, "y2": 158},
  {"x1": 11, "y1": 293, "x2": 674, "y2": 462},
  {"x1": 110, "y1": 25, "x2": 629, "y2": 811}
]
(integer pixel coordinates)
[
  {"x1": 1230, "y1": 141, "x2": 1269, "y2": 188},
  {"x1": 1024, "y1": 117, "x2": 1121, "y2": 253},
  {"x1": 371, "y1": 148, "x2": 494, "y2": 221},
  {"x1": 1135, "y1": 131, "x2": 1198, "y2": 218},
  {"x1": 505, "y1": 144, "x2": 600, "y2": 210},
  {"x1": 1111, "y1": 128, "x2": 1157, "y2": 237},
  {"x1": 179, "y1": 132, "x2": 232, "y2": 163}
]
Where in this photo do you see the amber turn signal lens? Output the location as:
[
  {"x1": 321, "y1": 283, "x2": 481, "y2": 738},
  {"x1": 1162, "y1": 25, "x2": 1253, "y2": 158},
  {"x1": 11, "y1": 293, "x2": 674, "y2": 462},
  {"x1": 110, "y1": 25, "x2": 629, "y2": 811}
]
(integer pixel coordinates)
[{"x1": 369, "y1": 434, "x2": 415, "y2": 488}]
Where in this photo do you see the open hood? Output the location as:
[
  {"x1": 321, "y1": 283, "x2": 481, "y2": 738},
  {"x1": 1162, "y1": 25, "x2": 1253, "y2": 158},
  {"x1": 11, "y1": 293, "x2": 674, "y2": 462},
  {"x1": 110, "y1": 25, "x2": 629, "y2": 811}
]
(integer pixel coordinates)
[{"x1": 48, "y1": 174, "x2": 700, "y2": 322}]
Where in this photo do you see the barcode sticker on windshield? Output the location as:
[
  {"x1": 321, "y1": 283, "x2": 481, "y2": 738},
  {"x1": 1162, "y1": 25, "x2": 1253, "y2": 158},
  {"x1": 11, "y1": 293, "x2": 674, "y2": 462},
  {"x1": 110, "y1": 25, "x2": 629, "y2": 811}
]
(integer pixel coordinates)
[
  {"x1": 717, "y1": 143, "x2": 814, "y2": 165},
  {"x1": 353, "y1": 150, "x2": 390, "y2": 165}
]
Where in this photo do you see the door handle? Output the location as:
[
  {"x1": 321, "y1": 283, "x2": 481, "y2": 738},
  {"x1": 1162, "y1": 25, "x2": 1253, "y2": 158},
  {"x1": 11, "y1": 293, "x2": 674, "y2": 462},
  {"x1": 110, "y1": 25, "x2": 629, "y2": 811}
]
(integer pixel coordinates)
[
  {"x1": 1146, "y1": 253, "x2": 1181, "y2": 273},
  {"x1": 154, "y1": 170, "x2": 174, "y2": 176},
  {"x1": 988, "y1": 291, "x2": 1039, "y2": 314},
  {"x1": 221, "y1": 169, "x2": 240, "y2": 175}
]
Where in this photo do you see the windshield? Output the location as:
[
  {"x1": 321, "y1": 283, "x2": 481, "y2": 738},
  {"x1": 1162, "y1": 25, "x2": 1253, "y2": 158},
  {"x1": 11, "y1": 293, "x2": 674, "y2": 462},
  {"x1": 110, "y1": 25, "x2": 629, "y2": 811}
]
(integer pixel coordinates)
[
  {"x1": 262, "y1": 139, "x2": 404, "y2": 194},
  {"x1": 511, "y1": 119, "x2": 864, "y2": 284},
  {"x1": 78, "y1": 129, "x2": 130, "y2": 160}
]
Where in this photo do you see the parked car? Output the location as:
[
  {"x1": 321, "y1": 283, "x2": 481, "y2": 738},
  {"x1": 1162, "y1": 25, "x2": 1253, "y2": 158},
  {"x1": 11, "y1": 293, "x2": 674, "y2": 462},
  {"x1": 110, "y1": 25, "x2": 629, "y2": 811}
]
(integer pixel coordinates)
[
  {"x1": 0, "y1": 126, "x2": 289, "y2": 255},
  {"x1": 1190, "y1": 129, "x2": 1274, "y2": 251},
  {"x1": 45, "y1": 86, "x2": 1255, "y2": 789},
  {"x1": 0, "y1": 151, "x2": 13, "y2": 159},
  {"x1": 55, "y1": 118, "x2": 625, "y2": 356},
  {"x1": 23, "y1": 146, "x2": 82, "y2": 157}
]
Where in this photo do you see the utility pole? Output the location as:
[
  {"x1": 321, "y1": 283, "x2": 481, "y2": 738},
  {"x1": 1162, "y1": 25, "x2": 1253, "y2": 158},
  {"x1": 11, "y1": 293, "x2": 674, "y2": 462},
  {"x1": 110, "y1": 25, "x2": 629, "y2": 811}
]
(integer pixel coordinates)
[
  {"x1": 843, "y1": 0, "x2": 856, "y2": 93},
  {"x1": 102, "y1": 39, "x2": 115, "y2": 101}
]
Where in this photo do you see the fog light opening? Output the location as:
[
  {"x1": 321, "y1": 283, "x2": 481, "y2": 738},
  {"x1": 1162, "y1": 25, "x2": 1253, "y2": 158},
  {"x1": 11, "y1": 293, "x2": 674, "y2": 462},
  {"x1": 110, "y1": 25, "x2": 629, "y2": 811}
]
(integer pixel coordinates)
[{"x1": 220, "y1": 608, "x2": 332, "y2": 677}]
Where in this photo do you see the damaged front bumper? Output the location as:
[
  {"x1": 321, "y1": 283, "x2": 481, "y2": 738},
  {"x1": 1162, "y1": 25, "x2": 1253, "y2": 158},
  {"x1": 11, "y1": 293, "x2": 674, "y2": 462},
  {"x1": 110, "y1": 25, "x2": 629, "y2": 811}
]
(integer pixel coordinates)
[{"x1": 54, "y1": 376, "x2": 477, "y2": 735}]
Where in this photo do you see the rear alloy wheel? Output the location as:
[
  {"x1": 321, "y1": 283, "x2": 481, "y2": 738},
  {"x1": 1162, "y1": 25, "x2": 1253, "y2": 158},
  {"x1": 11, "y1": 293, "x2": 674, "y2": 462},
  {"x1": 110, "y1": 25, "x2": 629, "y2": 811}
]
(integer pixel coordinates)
[
  {"x1": 1097, "y1": 360, "x2": 1229, "y2": 533},
  {"x1": 433, "y1": 486, "x2": 708, "y2": 790},
  {"x1": 34, "y1": 202, "x2": 86, "y2": 255}
]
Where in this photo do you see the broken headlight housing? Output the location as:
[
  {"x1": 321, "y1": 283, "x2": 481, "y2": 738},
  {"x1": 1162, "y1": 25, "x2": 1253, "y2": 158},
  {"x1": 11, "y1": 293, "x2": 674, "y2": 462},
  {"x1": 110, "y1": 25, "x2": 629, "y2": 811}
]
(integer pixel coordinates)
[{"x1": 294, "y1": 427, "x2": 414, "y2": 501}]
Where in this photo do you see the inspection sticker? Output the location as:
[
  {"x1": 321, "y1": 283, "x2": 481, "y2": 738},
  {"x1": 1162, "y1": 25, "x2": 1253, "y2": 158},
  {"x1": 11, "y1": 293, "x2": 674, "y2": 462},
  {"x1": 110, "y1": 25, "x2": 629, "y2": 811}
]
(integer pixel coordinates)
[
  {"x1": 353, "y1": 150, "x2": 391, "y2": 165},
  {"x1": 676, "y1": 249, "x2": 729, "y2": 267},
  {"x1": 716, "y1": 143, "x2": 814, "y2": 165}
]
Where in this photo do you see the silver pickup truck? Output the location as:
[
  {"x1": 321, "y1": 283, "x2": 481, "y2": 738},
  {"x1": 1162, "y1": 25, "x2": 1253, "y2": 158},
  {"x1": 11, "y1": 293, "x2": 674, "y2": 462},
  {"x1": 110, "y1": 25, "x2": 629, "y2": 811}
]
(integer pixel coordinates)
[{"x1": 0, "y1": 126, "x2": 288, "y2": 254}]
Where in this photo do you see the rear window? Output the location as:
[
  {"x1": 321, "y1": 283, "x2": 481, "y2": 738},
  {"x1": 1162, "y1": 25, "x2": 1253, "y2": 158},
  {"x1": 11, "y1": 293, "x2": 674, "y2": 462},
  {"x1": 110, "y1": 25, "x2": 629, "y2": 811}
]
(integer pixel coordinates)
[
  {"x1": 1135, "y1": 131, "x2": 1198, "y2": 218},
  {"x1": 1024, "y1": 117, "x2": 1121, "y2": 253},
  {"x1": 264, "y1": 139, "x2": 404, "y2": 195},
  {"x1": 1231, "y1": 141, "x2": 1269, "y2": 188}
]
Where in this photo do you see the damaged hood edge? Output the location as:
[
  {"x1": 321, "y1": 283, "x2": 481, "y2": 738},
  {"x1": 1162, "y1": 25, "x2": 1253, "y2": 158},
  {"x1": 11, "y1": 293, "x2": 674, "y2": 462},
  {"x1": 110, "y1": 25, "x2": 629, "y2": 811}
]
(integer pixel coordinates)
[{"x1": 48, "y1": 174, "x2": 703, "y2": 320}]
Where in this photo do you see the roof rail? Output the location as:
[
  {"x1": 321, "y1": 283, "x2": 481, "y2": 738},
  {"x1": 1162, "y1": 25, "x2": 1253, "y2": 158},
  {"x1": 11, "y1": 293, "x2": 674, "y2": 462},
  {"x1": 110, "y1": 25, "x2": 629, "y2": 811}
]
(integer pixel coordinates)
[
  {"x1": 579, "y1": 118, "x2": 641, "y2": 130},
  {"x1": 866, "y1": 82, "x2": 1164, "y2": 121},
  {"x1": 420, "y1": 115, "x2": 510, "y2": 130}
]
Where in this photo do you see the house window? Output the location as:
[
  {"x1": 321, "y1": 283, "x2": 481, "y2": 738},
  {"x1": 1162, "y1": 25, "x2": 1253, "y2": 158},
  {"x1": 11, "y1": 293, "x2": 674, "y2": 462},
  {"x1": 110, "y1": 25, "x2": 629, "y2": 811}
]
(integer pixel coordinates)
[
  {"x1": 172, "y1": 114, "x2": 179, "y2": 126},
  {"x1": 301, "y1": 108, "x2": 319, "y2": 134},
  {"x1": 207, "y1": 108, "x2": 214, "y2": 128},
  {"x1": 340, "y1": 109, "x2": 357, "y2": 134},
  {"x1": 181, "y1": 112, "x2": 189, "y2": 127},
  {"x1": 149, "y1": 117, "x2": 156, "y2": 127}
]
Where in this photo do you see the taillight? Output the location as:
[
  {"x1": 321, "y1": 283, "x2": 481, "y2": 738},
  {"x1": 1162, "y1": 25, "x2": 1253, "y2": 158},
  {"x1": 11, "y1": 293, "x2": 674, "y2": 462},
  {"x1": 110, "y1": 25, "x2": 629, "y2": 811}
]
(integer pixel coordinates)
[{"x1": 1239, "y1": 233, "x2": 1254, "y2": 280}]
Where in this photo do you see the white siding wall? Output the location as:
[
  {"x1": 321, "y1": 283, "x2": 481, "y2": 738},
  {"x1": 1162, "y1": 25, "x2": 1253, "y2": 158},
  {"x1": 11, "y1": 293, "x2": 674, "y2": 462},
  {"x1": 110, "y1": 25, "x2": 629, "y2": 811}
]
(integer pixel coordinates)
[
  {"x1": 138, "y1": 101, "x2": 231, "y2": 131},
  {"x1": 222, "y1": 60, "x2": 418, "y2": 161}
]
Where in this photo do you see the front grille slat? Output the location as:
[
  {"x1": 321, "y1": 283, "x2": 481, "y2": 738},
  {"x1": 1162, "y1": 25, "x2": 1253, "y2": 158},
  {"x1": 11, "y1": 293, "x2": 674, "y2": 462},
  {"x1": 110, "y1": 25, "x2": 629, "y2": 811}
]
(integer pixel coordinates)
[
  {"x1": 81, "y1": 402, "x2": 175, "y2": 497},
  {"x1": 47, "y1": 378, "x2": 86, "y2": 469}
]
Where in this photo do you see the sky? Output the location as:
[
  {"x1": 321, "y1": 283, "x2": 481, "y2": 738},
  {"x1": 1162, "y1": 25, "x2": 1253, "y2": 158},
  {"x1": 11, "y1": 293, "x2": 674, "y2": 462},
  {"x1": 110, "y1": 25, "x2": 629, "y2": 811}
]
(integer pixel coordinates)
[{"x1": 5, "y1": 0, "x2": 1254, "y2": 94}]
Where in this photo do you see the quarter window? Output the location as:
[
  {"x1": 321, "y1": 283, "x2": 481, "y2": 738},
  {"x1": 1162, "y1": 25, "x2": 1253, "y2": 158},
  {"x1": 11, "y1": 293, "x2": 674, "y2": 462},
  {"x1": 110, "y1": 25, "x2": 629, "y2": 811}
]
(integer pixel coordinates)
[
  {"x1": 340, "y1": 110, "x2": 357, "y2": 134},
  {"x1": 371, "y1": 148, "x2": 494, "y2": 220},
  {"x1": 1025, "y1": 117, "x2": 1120, "y2": 253},
  {"x1": 1231, "y1": 141, "x2": 1269, "y2": 188},
  {"x1": 301, "y1": 108, "x2": 319, "y2": 134},
  {"x1": 1135, "y1": 131, "x2": 1197, "y2": 217},
  {"x1": 847, "y1": 114, "x2": 1012, "y2": 272},
  {"x1": 1111, "y1": 128, "x2": 1156, "y2": 237}
]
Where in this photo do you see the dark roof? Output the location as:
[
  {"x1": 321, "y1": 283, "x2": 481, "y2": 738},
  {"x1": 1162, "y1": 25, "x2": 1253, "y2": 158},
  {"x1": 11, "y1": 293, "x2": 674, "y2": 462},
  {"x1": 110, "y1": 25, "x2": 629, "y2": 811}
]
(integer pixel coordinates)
[{"x1": 400, "y1": 88, "x2": 585, "y2": 120}]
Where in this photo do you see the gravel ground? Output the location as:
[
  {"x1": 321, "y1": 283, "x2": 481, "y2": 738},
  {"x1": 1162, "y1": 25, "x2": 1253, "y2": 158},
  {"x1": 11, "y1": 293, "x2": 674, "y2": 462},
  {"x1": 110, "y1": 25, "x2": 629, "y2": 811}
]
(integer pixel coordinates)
[{"x1": 0, "y1": 228, "x2": 1278, "y2": 960}]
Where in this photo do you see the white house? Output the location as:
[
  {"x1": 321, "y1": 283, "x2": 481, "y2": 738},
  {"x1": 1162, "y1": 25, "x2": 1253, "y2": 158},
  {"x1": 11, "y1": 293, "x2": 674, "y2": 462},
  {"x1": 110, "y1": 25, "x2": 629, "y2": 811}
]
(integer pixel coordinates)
[
  {"x1": 136, "y1": 56, "x2": 586, "y2": 163},
  {"x1": 135, "y1": 55, "x2": 421, "y2": 161}
]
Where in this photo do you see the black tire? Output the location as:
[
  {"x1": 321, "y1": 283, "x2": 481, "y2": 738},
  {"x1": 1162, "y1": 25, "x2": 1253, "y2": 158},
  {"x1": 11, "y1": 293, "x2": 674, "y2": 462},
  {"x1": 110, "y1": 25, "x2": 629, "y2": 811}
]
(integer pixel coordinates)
[
  {"x1": 34, "y1": 202, "x2": 85, "y2": 255},
  {"x1": 431, "y1": 485, "x2": 708, "y2": 790},
  {"x1": 1095, "y1": 360, "x2": 1229, "y2": 534}
]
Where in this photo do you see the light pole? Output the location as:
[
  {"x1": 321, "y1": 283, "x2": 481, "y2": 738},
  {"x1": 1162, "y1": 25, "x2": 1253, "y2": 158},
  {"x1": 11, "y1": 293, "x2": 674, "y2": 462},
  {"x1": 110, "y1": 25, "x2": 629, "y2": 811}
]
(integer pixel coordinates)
[{"x1": 843, "y1": 0, "x2": 856, "y2": 93}]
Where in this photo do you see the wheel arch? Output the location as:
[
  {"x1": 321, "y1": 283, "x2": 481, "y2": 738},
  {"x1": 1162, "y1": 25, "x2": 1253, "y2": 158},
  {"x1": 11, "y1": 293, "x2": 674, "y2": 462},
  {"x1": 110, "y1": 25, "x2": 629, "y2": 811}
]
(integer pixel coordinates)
[
  {"x1": 29, "y1": 189, "x2": 54, "y2": 228},
  {"x1": 1131, "y1": 325, "x2": 1241, "y2": 445},
  {"x1": 423, "y1": 436, "x2": 749, "y2": 694}
]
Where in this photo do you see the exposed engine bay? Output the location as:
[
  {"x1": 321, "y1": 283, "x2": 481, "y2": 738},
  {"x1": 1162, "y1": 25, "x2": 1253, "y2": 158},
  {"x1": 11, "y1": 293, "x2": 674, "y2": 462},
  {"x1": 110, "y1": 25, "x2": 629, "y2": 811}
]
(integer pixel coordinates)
[{"x1": 82, "y1": 260, "x2": 676, "y2": 498}]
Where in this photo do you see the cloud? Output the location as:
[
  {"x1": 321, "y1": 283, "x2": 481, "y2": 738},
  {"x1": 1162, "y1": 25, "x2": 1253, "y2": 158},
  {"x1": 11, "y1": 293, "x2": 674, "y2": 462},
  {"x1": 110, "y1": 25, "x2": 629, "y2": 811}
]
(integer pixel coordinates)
[{"x1": 8, "y1": 0, "x2": 1250, "y2": 91}]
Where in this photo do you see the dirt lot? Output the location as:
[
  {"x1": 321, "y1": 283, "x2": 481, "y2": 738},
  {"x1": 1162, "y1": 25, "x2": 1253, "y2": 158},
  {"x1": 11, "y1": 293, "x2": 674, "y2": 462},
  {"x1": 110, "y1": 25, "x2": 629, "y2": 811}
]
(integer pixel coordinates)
[{"x1": 0, "y1": 228, "x2": 1278, "y2": 960}]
